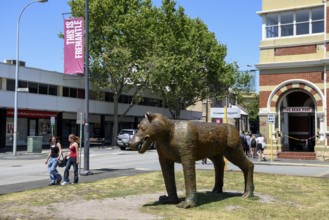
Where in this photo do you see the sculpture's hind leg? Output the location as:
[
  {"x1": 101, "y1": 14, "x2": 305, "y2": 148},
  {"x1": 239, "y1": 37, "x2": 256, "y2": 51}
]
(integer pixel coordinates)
[
  {"x1": 224, "y1": 147, "x2": 254, "y2": 198},
  {"x1": 209, "y1": 154, "x2": 225, "y2": 193}
]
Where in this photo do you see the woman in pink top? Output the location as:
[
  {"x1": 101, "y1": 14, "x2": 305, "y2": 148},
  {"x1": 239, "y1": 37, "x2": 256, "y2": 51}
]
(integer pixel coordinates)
[{"x1": 61, "y1": 134, "x2": 79, "y2": 185}]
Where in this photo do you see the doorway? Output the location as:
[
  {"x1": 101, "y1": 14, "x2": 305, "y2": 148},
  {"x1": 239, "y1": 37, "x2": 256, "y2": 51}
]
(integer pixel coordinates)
[{"x1": 279, "y1": 91, "x2": 315, "y2": 152}]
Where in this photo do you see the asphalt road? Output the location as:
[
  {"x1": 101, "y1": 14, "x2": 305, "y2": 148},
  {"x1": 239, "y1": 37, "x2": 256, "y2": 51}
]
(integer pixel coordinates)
[{"x1": 1, "y1": 147, "x2": 329, "y2": 195}]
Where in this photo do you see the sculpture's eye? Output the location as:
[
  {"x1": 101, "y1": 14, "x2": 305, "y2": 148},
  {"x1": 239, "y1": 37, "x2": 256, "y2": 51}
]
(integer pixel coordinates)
[{"x1": 140, "y1": 125, "x2": 145, "y2": 132}]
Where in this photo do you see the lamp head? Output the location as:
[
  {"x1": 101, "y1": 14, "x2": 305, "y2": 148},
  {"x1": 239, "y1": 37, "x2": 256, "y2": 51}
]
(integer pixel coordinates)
[{"x1": 38, "y1": 0, "x2": 48, "y2": 3}]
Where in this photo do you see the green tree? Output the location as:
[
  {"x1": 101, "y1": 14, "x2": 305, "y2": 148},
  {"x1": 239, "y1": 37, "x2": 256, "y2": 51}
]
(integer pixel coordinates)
[
  {"x1": 149, "y1": 0, "x2": 239, "y2": 118},
  {"x1": 69, "y1": 0, "x2": 157, "y2": 145},
  {"x1": 68, "y1": 0, "x2": 249, "y2": 146}
]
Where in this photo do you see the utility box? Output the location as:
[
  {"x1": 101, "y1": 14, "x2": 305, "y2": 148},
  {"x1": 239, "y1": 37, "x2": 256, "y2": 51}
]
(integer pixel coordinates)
[{"x1": 27, "y1": 136, "x2": 43, "y2": 153}]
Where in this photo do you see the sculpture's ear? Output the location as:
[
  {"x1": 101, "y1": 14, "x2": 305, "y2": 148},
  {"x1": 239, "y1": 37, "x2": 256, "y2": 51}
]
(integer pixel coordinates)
[{"x1": 145, "y1": 112, "x2": 156, "y2": 122}]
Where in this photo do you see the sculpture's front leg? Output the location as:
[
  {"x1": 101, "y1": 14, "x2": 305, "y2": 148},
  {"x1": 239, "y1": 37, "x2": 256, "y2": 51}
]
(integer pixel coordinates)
[
  {"x1": 177, "y1": 153, "x2": 197, "y2": 208},
  {"x1": 158, "y1": 153, "x2": 179, "y2": 204}
]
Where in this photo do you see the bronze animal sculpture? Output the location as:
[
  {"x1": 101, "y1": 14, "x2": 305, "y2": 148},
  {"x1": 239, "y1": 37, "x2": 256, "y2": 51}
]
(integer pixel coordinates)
[{"x1": 129, "y1": 112, "x2": 254, "y2": 208}]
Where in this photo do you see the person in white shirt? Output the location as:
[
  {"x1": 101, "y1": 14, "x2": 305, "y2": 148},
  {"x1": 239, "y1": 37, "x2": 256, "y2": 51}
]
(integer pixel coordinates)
[{"x1": 256, "y1": 135, "x2": 266, "y2": 161}]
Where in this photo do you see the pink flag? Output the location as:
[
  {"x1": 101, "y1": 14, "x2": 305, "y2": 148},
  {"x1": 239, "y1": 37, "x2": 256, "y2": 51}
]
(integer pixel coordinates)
[{"x1": 64, "y1": 17, "x2": 84, "y2": 75}]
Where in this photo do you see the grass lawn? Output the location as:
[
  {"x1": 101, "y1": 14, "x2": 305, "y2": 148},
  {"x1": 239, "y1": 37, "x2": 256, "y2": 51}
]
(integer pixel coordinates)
[{"x1": 0, "y1": 170, "x2": 328, "y2": 219}]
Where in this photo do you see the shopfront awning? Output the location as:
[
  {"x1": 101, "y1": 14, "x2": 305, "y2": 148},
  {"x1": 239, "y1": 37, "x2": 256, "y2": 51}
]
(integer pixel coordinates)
[{"x1": 232, "y1": 105, "x2": 248, "y2": 116}]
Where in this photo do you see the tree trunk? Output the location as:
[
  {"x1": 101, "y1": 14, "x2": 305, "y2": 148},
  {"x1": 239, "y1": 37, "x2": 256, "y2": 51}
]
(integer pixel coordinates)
[
  {"x1": 170, "y1": 104, "x2": 181, "y2": 119},
  {"x1": 175, "y1": 107, "x2": 181, "y2": 119},
  {"x1": 111, "y1": 94, "x2": 119, "y2": 146}
]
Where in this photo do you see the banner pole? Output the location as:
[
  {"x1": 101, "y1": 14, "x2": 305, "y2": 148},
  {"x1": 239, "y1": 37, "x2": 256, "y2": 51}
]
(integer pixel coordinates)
[{"x1": 81, "y1": 0, "x2": 92, "y2": 176}]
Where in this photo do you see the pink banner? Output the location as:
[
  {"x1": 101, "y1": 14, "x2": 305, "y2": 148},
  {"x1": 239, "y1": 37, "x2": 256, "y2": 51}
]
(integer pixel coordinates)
[{"x1": 64, "y1": 17, "x2": 84, "y2": 75}]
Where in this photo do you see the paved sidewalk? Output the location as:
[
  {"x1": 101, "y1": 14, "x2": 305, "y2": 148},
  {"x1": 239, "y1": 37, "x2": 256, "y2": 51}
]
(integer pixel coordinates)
[
  {"x1": 251, "y1": 157, "x2": 329, "y2": 167},
  {"x1": 2, "y1": 149, "x2": 329, "y2": 165}
]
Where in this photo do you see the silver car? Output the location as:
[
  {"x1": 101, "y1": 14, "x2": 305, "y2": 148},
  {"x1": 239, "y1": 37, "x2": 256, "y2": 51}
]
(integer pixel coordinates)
[{"x1": 117, "y1": 129, "x2": 137, "y2": 150}]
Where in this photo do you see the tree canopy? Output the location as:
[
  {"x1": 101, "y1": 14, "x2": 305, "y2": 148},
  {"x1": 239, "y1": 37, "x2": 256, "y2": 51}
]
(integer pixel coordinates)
[
  {"x1": 68, "y1": 0, "x2": 246, "y2": 143},
  {"x1": 148, "y1": 0, "x2": 239, "y2": 118}
]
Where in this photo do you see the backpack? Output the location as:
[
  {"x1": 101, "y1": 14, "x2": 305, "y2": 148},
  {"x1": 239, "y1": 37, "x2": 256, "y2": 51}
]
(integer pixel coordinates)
[{"x1": 250, "y1": 138, "x2": 256, "y2": 147}]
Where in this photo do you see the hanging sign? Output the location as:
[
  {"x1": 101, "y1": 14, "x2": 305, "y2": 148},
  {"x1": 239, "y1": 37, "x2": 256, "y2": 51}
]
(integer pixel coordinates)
[{"x1": 64, "y1": 17, "x2": 84, "y2": 75}]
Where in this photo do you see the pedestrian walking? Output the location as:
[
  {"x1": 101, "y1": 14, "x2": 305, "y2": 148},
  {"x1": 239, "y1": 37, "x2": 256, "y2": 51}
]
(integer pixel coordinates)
[
  {"x1": 61, "y1": 134, "x2": 79, "y2": 185},
  {"x1": 45, "y1": 136, "x2": 62, "y2": 186},
  {"x1": 250, "y1": 134, "x2": 257, "y2": 158},
  {"x1": 256, "y1": 134, "x2": 266, "y2": 161},
  {"x1": 245, "y1": 133, "x2": 251, "y2": 157},
  {"x1": 240, "y1": 131, "x2": 249, "y2": 156}
]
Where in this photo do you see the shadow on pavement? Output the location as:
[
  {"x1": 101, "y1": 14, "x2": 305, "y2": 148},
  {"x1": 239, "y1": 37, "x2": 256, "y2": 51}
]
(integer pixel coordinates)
[{"x1": 0, "y1": 168, "x2": 152, "y2": 195}]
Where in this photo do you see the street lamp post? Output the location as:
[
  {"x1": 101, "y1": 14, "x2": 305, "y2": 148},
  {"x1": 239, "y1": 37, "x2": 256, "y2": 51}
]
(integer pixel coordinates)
[
  {"x1": 323, "y1": 0, "x2": 328, "y2": 154},
  {"x1": 13, "y1": 0, "x2": 48, "y2": 156}
]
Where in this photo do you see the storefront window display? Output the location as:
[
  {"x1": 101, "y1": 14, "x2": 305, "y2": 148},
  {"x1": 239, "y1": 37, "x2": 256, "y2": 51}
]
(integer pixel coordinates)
[
  {"x1": 5, "y1": 110, "x2": 58, "y2": 147},
  {"x1": 6, "y1": 118, "x2": 28, "y2": 146}
]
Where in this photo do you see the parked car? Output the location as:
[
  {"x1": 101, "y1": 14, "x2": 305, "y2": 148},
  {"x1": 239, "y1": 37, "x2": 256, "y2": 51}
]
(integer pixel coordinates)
[
  {"x1": 117, "y1": 129, "x2": 137, "y2": 150},
  {"x1": 116, "y1": 128, "x2": 156, "y2": 150}
]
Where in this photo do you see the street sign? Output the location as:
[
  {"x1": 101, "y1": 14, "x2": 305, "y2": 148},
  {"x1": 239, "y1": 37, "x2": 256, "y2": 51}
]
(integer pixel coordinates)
[
  {"x1": 76, "y1": 111, "x2": 84, "y2": 125},
  {"x1": 50, "y1": 116, "x2": 55, "y2": 126},
  {"x1": 268, "y1": 114, "x2": 275, "y2": 124},
  {"x1": 17, "y1": 88, "x2": 29, "y2": 92}
]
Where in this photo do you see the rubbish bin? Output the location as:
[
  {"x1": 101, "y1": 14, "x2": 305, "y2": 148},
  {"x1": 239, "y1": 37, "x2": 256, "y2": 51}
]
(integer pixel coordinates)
[{"x1": 27, "y1": 136, "x2": 43, "y2": 153}]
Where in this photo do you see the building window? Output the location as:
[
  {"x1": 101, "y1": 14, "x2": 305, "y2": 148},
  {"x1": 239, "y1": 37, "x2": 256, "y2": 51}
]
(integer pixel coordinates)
[
  {"x1": 312, "y1": 7, "x2": 324, "y2": 33},
  {"x1": 89, "y1": 90, "x2": 105, "y2": 101},
  {"x1": 265, "y1": 13, "x2": 279, "y2": 38},
  {"x1": 296, "y1": 10, "x2": 309, "y2": 35},
  {"x1": 281, "y1": 12, "x2": 293, "y2": 37},
  {"x1": 39, "y1": 83, "x2": 48, "y2": 95},
  {"x1": 18, "y1": 81, "x2": 27, "y2": 89},
  {"x1": 264, "y1": 7, "x2": 324, "y2": 39},
  {"x1": 63, "y1": 87, "x2": 69, "y2": 97},
  {"x1": 119, "y1": 95, "x2": 131, "y2": 104},
  {"x1": 28, "y1": 82, "x2": 38, "y2": 94},
  {"x1": 105, "y1": 92, "x2": 114, "y2": 102},
  {"x1": 7, "y1": 79, "x2": 57, "y2": 96},
  {"x1": 49, "y1": 85, "x2": 57, "y2": 96},
  {"x1": 70, "y1": 88, "x2": 77, "y2": 98},
  {"x1": 77, "y1": 89, "x2": 85, "y2": 99},
  {"x1": 7, "y1": 79, "x2": 15, "y2": 91}
]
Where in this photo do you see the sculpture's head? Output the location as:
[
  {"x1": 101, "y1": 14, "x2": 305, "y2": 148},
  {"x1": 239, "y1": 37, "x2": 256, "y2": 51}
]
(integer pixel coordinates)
[{"x1": 129, "y1": 112, "x2": 166, "y2": 154}]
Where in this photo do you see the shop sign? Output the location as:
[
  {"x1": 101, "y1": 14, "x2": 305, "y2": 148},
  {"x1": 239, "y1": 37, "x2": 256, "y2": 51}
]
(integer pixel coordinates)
[
  {"x1": 282, "y1": 107, "x2": 313, "y2": 113},
  {"x1": 7, "y1": 109, "x2": 57, "y2": 118},
  {"x1": 210, "y1": 108, "x2": 241, "y2": 118}
]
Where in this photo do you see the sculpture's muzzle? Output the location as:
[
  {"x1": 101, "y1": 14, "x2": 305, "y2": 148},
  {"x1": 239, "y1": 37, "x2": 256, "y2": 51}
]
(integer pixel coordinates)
[{"x1": 129, "y1": 135, "x2": 151, "y2": 154}]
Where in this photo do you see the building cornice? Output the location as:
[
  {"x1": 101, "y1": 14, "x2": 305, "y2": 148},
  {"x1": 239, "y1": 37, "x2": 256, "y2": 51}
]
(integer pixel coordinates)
[
  {"x1": 256, "y1": 4, "x2": 323, "y2": 16},
  {"x1": 255, "y1": 59, "x2": 329, "y2": 71},
  {"x1": 260, "y1": 39, "x2": 325, "y2": 50}
]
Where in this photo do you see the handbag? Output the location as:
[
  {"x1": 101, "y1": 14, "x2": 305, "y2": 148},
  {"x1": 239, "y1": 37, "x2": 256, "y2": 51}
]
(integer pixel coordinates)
[{"x1": 57, "y1": 153, "x2": 67, "y2": 167}]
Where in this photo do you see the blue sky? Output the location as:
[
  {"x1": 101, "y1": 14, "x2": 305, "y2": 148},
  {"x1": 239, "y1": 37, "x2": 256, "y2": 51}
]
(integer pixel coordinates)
[{"x1": 0, "y1": 0, "x2": 261, "y2": 75}]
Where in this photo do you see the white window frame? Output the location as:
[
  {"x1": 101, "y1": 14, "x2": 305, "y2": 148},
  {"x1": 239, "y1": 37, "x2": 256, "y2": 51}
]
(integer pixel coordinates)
[{"x1": 263, "y1": 7, "x2": 324, "y2": 40}]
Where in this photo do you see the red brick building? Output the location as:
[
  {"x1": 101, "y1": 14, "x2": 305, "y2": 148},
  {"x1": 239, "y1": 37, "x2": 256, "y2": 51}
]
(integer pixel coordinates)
[{"x1": 257, "y1": 0, "x2": 329, "y2": 160}]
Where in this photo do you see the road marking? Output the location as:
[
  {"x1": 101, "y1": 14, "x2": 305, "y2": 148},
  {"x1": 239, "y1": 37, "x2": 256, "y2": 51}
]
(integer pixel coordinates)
[
  {"x1": 112, "y1": 152, "x2": 125, "y2": 155},
  {"x1": 135, "y1": 168, "x2": 152, "y2": 171}
]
